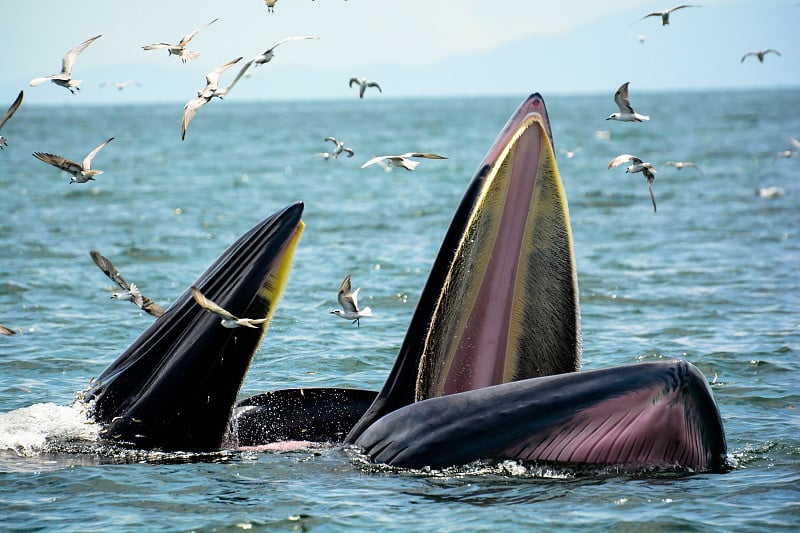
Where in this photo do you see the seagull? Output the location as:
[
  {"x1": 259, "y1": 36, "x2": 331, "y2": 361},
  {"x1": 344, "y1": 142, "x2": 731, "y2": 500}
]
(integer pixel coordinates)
[
  {"x1": 608, "y1": 154, "x2": 658, "y2": 212},
  {"x1": 361, "y1": 152, "x2": 448, "y2": 171},
  {"x1": 639, "y1": 5, "x2": 700, "y2": 26},
  {"x1": 181, "y1": 57, "x2": 245, "y2": 140},
  {"x1": 756, "y1": 187, "x2": 786, "y2": 198},
  {"x1": 607, "y1": 82, "x2": 650, "y2": 122},
  {"x1": 323, "y1": 136, "x2": 355, "y2": 158},
  {"x1": 100, "y1": 80, "x2": 141, "y2": 91},
  {"x1": 89, "y1": 250, "x2": 165, "y2": 318},
  {"x1": 349, "y1": 77, "x2": 382, "y2": 99},
  {"x1": 142, "y1": 18, "x2": 218, "y2": 63},
  {"x1": 741, "y1": 49, "x2": 781, "y2": 63},
  {"x1": 245, "y1": 35, "x2": 319, "y2": 68},
  {"x1": 33, "y1": 137, "x2": 114, "y2": 183},
  {"x1": 29, "y1": 35, "x2": 102, "y2": 93},
  {"x1": 0, "y1": 325, "x2": 16, "y2": 336},
  {"x1": 0, "y1": 91, "x2": 23, "y2": 150},
  {"x1": 664, "y1": 160, "x2": 702, "y2": 173},
  {"x1": 264, "y1": 0, "x2": 278, "y2": 12},
  {"x1": 559, "y1": 147, "x2": 581, "y2": 159},
  {"x1": 191, "y1": 286, "x2": 267, "y2": 328},
  {"x1": 330, "y1": 275, "x2": 372, "y2": 327}
]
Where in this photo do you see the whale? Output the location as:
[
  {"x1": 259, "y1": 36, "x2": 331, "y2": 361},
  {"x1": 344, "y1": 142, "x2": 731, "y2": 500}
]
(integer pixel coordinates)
[{"x1": 82, "y1": 93, "x2": 727, "y2": 472}]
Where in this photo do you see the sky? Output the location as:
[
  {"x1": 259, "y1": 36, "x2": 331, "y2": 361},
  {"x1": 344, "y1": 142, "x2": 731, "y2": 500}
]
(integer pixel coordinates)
[{"x1": 1, "y1": 0, "x2": 798, "y2": 105}]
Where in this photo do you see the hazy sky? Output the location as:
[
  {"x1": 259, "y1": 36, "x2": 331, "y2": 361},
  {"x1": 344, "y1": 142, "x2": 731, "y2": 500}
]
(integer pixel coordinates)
[{"x1": 2, "y1": 0, "x2": 798, "y2": 104}]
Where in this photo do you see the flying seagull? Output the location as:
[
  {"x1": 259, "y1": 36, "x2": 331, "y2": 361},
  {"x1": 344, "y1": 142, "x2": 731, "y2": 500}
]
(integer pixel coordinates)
[
  {"x1": 741, "y1": 49, "x2": 781, "y2": 63},
  {"x1": 559, "y1": 147, "x2": 581, "y2": 159},
  {"x1": 0, "y1": 91, "x2": 23, "y2": 150},
  {"x1": 323, "y1": 136, "x2": 355, "y2": 158},
  {"x1": 607, "y1": 82, "x2": 650, "y2": 122},
  {"x1": 349, "y1": 77, "x2": 382, "y2": 99},
  {"x1": 191, "y1": 286, "x2": 268, "y2": 328},
  {"x1": 0, "y1": 325, "x2": 16, "y2": 336},
  {"x1": 181, "y1": 57, "x2": 245, "y2": 140},
  {"x1": 664, "y1": 160, "x2": 703, "y2": 173},
  {"x1": 330, "y1": 274, "x2": 372, "y2": 327},
  {"x1": 89, "y1": 250, "x2": 165, "y2": 318},
  {"x1": 264, "y1": 0, "x2": 278, "y2": 12},
  {"x1": 33, "y1": 137, "x2": 114, "y2": 183},
  {"x1": 361, "y1": 152, "x2": 448, "y2": 171},
  {"x1": 100, "y1": 80, "x2": 141, "y2": 91},
  {"x1": 29, "y1": 35, "x2": 102, "y2": 93},
  {"x1": 244, "y1": 35, "x2": 319, "y2": 67},
  {"x1": 608, "y1": 154, "x2": 658, "y2": 212},
  {"x1": 142, "y1": 18, "x2": 218, "y2": 63},
  {"x1": 639, "y1": 5, "x2": 700, "y2": 26}
]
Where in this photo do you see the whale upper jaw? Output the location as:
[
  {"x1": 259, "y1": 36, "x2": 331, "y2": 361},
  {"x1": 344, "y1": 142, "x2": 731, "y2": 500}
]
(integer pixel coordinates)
[
  {"x1": 346, "y1": 93, "x2": 581, "y2": 442},
  {"x1": 82, "y1": 202, "x2": 305, "y2": 451}
]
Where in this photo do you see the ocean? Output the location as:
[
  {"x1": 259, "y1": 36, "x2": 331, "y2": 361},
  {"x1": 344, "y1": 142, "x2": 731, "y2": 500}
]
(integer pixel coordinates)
[{"x1": 0, "y1": 89, "x2": 798, "y2": 531}]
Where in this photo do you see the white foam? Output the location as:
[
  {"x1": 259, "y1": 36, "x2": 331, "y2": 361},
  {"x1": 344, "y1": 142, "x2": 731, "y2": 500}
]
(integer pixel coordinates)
[{"x1": 0, "y1": 403, "x2": 99, "y2": 456}]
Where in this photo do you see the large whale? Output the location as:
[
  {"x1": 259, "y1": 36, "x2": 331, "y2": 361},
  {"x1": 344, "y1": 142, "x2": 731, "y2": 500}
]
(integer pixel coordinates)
[{"x1": 82, "y1": 94, "x2": 727, "y2": 472}]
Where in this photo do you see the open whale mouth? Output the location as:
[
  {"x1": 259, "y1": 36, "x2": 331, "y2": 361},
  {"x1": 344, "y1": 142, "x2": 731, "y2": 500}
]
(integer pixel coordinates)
[{"x1": 82, "y1": 202, "x2": 305, "y2": 451}]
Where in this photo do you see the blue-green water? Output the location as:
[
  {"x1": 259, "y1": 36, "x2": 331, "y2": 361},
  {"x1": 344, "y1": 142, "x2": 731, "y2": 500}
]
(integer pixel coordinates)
[{"x1": 1, "y1": 91, "x2": 798, "y2": 531}]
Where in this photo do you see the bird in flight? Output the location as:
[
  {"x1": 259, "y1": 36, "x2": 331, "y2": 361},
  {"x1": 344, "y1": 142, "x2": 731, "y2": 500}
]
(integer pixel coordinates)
[
  {"x1": 330, "y1": 275, "x2": 372, "y2": 327},
  {"x1": 89, "y1": 250, "x2": 165, "y2": 318},
  {"x1": 639, "y1": 5, "x2": 700, "y2": 26},
  {"x1": 29, "y1": 35, "x2": 102, "y2": 93},
  {"x1": 142, "y1": 18, "x2": 218, "y2": 63},
  {"x1": 100, "y1": 80, "x2": 141, "y2": 91},
  {"x1": 607, "y1": 82, "x2": 650, "y2": 122},
  {"x1": 664, "y1": 161, "x2": 702, "y2": 173},
  {"x1": 323, "y1": 136, "x2": 355, "y2": 158},
  {"x1": 33, "y1": 137, "x2": 114, "y2": 183},
  {"x1": 181, "y1": 57, "x2": 245, "y2": 140},
  {"x1": 740, "y1": 49, "x2": 781, "y2": 63},
  {"x1": 361, "y1": 152, "x2": 448, "y2": 171},
  {"x1": 608, "y1": 154, "x2": 659, "y2": 212},
  {"x1": 349, "y1": 77, "x2": 382, "y2": 99},
  {"x1": 0, "y1": 91, "x2": 23, "y2": 150},
  {"x1": 191, "y1": 286, "x2": 268, "y2": 328}
]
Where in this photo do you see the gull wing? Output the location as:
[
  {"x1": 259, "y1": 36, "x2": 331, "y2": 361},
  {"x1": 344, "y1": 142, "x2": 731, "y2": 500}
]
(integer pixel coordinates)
[
  {"x1": 140, "y1": 297, "x2": 165, "y2": 318},
  {"x1": 646, "y1": 179, "x2": 658, "y2": 213},
  {"x1": 337, "y1": 275, "x2": 358, "y2": 313},
  {"x1": 613, "y1": 82, "x2": 635, "y2": 114},
  {"x1": 179, "y1": 18, "x2": 219, "y2": 46},
  {"x1": 349, "y1": 77, "x2": 363, "y2": 88},
  {"x1": 61, "y1": 35, "x2": 102, "y2": 76},
  {"x1": 341, "y1": 148, "x2": 355, "y2": 158},
  {"x1": 82, "y1": 137, "x2": 114, "y2": 170},
  {"x1": 264, "y1": 35, "x2": 319, "y2": 53},
  {"x1": 191, "y1": 286, "x2": 238, "y2": 321},
  {"x1": 224, "y1": 58, "x2": 251, "y2": 93},
  {"x1": 669, "y1": 5, "x2": 699, "y2": 15},
  {"x1": 366, "y1": 82, "x2": 382, "y2": 92},
  {"x1": 181, "y1": 96, "x2": 209, "y2": 140},
  {"x1": 29, "y1": 75, "x2": 57, "y2": 86},
  {"x1": 142, "y1": 43, "x2": 175, "y2": 51},
  {"x1": 32, "y1": 152, "x2": 83, "y2": 174},
  {"x1": 205, "y1": 57, "x2": 242, "y2": 87},
  {"x1": 607, "y1": 154, "x2": 638, "y2": 169},
  {"x1": 0, "y1": 325, "x2": 15, "y2": 336},
  {"x1": 89, "y1": 250, "x2": 131, "y2": 291},
  {"x1": 402, "y1": 152, "x2": 448, "y2": 160},
  {"x1": 0, "y1": 91, "x2": 23, "y2": 132},
  {"x1": 361, "y1": 155, "x2": 391, "y2": 169}
]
